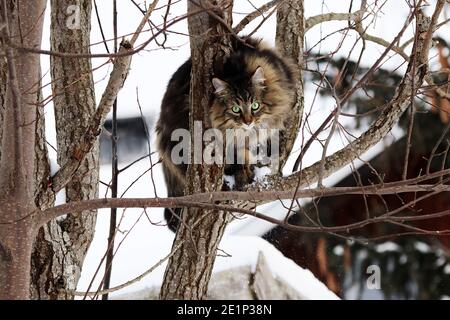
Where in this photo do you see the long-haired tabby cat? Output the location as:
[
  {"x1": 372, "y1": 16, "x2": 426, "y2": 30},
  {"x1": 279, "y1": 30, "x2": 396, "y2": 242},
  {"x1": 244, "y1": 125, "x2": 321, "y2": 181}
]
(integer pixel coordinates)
[{"x1": 156, "y1": 37, "x2": 296, "y2": 231}]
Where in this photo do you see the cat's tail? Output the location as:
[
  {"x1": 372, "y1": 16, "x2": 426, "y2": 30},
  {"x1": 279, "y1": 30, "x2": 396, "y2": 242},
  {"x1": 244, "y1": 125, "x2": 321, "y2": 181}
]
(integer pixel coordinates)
[
  {"x1": 164, "y1": 208, "x2": 182, "y2": 233},
  {"x1": 161, "y1": 161, "x2": 186, "y2": 233}
]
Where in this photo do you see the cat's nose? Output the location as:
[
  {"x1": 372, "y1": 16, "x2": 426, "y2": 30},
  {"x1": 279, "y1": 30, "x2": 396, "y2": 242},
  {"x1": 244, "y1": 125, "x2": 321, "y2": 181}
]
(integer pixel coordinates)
[{"x1": 244, "y1": 115, "x2": 253, "y2": 125}]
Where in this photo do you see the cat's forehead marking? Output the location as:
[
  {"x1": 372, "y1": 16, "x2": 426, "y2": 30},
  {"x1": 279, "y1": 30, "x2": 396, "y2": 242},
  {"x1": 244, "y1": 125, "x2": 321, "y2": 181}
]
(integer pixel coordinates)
[{"x1": 229, "y1": 85, "x2": 254, "y2": 102}]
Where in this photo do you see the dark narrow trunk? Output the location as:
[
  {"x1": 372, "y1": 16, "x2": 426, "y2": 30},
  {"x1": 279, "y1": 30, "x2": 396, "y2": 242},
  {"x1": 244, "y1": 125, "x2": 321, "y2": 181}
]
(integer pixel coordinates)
[{"x1": 103, "y1": 0, "x2": 119, "y2": 299}]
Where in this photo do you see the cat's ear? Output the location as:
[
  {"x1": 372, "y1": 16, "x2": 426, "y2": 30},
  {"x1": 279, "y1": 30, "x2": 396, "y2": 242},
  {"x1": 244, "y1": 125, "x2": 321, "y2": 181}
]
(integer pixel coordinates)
[
  {"x1": 251, "y1": 67, "x2": 266, "y2": 86},
  {"x1": 212, "y1": 78, "x2": 228, "y2": 94}
]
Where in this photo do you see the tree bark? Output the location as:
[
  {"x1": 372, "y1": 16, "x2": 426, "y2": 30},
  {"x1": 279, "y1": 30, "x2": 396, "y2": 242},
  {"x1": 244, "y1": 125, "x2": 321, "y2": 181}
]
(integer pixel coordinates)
[
  {"x1": 0, "y1": 56, "x2": 6, "y2": 160},
  {"x1": 0, "y1": 0, "x2": 47, "y2": 300},
  {"x1": 160, "y1": 0, "x2": 233, "y2": 300},
  {"x1": 160, "y1": 0, "x2": 307, "y2": 300},
  {"x1": 29, "y1": 0, "x2": 99, "y2": 300},
  {"x1": 275, "y1": 0, "x2": 304, "y2": 170},
  {"x1": 30, "y1": 64, "x2": 56, "y2": 298}
]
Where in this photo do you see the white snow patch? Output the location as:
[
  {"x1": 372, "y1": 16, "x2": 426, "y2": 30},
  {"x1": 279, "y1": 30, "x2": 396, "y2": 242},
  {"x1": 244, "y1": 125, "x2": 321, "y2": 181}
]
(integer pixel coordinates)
[
  {"x1": 253, "y1": 166, "x2": 272, "y2": 182},
  {"x1": 333, "y1": 245, "x2": 344, "y2": 256},
  {"x1": 443, "y1": 264, "x2": 450, "y2": 274},
  {"x1": 49, "y1": 154, "x2": 60, "y2": 175},
  {"x1": 414, "y1": 242, "x2": 431, "y2": 253},
  {"x1": 436, "y1": 256, "x2": 446, "y2": 267},
  {"x1": 357, "y1": 249, "x2": 368, "y2": 260},
  {"x1": 49, "y1": 154, "x2": 67, "y2": 207},
  {"x1": 55, "y1": 188, "x2": 66, "y2": 207},
  {"x1": 224, "y1": 175, "x2": 235, "y2": 190},
  {"x1": 216, "y1": 236, "x2": 339, "y2": 300},
  {"x1": 399, "y1": 255, "x2": 408, "y2": 264},
  {"x1": 375, "y1": 242, "x2": 401, "y2": 253}
]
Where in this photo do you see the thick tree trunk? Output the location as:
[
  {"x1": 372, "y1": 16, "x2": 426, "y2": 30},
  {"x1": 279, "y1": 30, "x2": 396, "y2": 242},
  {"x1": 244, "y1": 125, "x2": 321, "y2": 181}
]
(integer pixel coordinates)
[
  {"x1": 29, "y1": 0, "x2": 99, "y2": 299},
  {"x1": 160, "y1": 0, "x2": 233, "y2": 300},
  {"x1": 0, "y1": 209, "x2": 36, "y2": 299},
  {"x1": 0, "y1": 0, "x2": 47, "y2": 300},
  {"x1": 160, "y1": 0, "x2": 306, "y2": 300},
  {"x1": 30, "y1": 82, "x2": 55, "y2": 297},
  {"x1": 276, "y1": 0, "x2": 304, "y2": 170}
]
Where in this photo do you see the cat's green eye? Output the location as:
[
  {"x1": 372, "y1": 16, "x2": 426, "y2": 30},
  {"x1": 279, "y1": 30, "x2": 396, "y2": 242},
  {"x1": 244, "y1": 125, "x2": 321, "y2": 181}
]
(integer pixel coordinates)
[
  {"x1": 231, "y1": 105, "x2": 241, "y2": 113},
  {"x1": 251, "y1": 102, "x2": 260, "y2": 110}
]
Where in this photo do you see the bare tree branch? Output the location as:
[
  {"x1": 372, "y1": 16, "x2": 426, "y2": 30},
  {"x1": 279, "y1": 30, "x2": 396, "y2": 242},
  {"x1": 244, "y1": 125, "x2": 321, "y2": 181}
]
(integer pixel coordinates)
[
  {"x1": 34, "y1": 168, "x2": 450, "y2": 225},
  {"x1": 306, "y1": 11, "x2": 364, "y2": 32},
  {"x1": 43, "y1": 41, "x2": 132, "y2": 199},
  {"x1": 233, "y1": 0, "x2": 280, "y2": 34},
  {"x1": 264, "y1": 6, "x2": 438, "y2": 193}
]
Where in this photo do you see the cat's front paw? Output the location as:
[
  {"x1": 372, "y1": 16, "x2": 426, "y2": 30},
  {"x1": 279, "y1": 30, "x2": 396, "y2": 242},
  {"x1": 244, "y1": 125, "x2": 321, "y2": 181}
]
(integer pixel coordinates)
[{"x1": 234, "y1": 165, "x2": 255, "y2": 190}]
